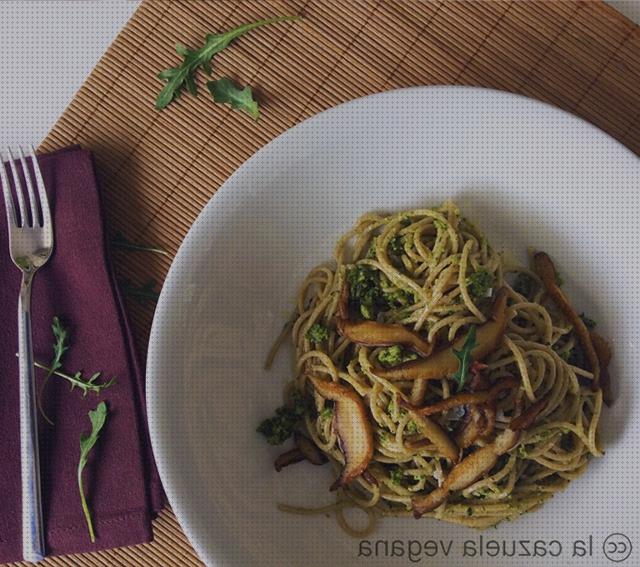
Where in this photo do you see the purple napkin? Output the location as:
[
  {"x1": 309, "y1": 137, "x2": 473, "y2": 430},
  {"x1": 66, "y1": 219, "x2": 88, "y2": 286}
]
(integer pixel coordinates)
[{"x1": 0, "y1": 146, "x2": 164, "y2": 562}]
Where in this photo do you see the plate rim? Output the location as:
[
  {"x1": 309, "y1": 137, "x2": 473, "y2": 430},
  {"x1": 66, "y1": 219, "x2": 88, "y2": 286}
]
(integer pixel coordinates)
[{"x1": 146, "y1": 84, "x2": 639, "y2": 566}]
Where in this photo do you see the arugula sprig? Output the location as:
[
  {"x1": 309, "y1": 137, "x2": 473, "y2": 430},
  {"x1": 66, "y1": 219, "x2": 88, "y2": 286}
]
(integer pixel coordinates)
[
  {"x1": 120, "y1": 279, "x2": 160, "y2": 305},
  {"x1": 111, "y1": 232, "x2": 168, "y2": 256},
  {"x1": 36, "y1": 317, "x2": 114, "y2": 423},
  {"x1": 33, "y1": 361, "x2": 115, "y2": 395},
  {"x1": 207, "y1": 77, "x2": 260, "y2": 120},
  {"x1": 452, "y1": 326, "x2": 477, "y2": 391},
  {"x1": 37, "y1": 317, "x2": 70, "y2": 424},
  {"x1": 155, "y1": 16, "x2": 297, "y2": 110},
  {"x1": 78, "y1": 401, "x2": 108, "y2": 542}
]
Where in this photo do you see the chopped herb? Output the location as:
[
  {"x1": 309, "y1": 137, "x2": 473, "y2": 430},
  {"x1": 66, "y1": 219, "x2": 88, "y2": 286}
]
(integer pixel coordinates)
[
  {"x1": 155, "y1": 16, "x2": 298, "y2": 109},
  {"x1": 78, "y1": 401, "x2": 108, "y2": 543},
  {"x1": 207, "y1": 77, "x2": 259, "y2": 120},
  {"x1": 472, "y1": 487, "x2": 495, "y2": 499},
  {"x1": 400, "y1": 217, "x2": 412, "y2": 228},
  {"x1": 382, "y1": 288, "x2": 413, "y2": 308},
  {"x1": 378, "y1": 345, "x2": 418, "y2": 367},
  {"x1": 305, "y1": 323, "x2": 329, "y2": 343},
  {"x1": 389, "y1": 467, "x2": 405, "y2": 485},
  {"x1": 120, "y1": 279, "x2": 160, "y2": 305},
  {"x1": 111, "y1": 232, "x2": 168, "y2": 256},
  {"x1": 387, "y1": 397, "x2": 408, "y2": 417},
  {"x1": 579, "y1": 313, "x2": 596, "y2": 329},
  {"x1": 366, "y1": 236, "x2": 378, "y2": 259},
  {"x1": 388, "y1": 235, "x2": 405, "y2": 256},
  {"x1": 319, "y1": 407, "x2": 333, "y2": 420},
  {"x1": 347, "y1": 265, "x2": 386, "y2": 320},
  {"x1": 466, "y1": 269, "x2": 495, "y2": 298},
  {"x1": 513, "y1": 273, "x2": 536, "y2": 297},
  {"x1": 517, "y1": 444, "x2": 528, "y2": 458},
  {"x1": 257, "y1": 391, "x2": 306, "y2": 445},
  {"x1": 452, "y1": 326, "x2": 477, "y2": 391},
  {"x1": 405, "y1": 420, "x2": 420, "y2": 434},
  {"x1": 433, "y1": 218, "x2": 448, "y2": 231}
]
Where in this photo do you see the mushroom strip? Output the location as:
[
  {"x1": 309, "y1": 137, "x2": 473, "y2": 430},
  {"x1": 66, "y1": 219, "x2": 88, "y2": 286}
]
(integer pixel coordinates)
[
  {"x1": 375, "y1": 288, "x2": 509, "y2": 381},
  {"x1": 308, "y1": 376, "x2": 374, "y2": 490},
  {"x1": 294, "y1": 431, "x2": 329, "y2": 465},
  {"x1": 509, "y1": 397, "x2": 548, "y2": 431},
  {"x1": 399, "y1": 376, "x2": 518, "y2": 416},
  {"x1": 533, "y1": 252, "x2": 600, "y2": 388},
  {"x1": 591, "y1": 331, "x2": 613, "y2": 406},
  {"x1": 338, "y1": 319, "x2": 434, "y2": 357},
  {"x1": 454, "y1": 405, "x2": 489, "y2": 449},
  {"x1": 407, "y1": 413, "x2": 460, "y2": 463},
  {"x1": 274, "y1": 448, "x2": 306, "y2": 472},
  {"x1": 337, "y1": 281, "x2": 433, "y2": 356},
  {"x1": 412, "y1": 428, "x2": 521, "y2": 517}
]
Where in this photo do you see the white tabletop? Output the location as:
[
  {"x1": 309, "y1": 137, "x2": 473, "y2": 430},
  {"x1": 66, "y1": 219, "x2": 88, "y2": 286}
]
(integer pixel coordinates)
[
  {"x1": 1, "y1": 0, "x2": 139, "y2": 148},
  {"x1": 0, "y1": 0, "x2": 638, "y2": 149}
]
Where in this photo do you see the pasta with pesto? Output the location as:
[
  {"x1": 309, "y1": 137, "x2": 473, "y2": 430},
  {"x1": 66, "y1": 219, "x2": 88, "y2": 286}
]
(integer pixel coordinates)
[{"x1": 260, "y1": 202, "x2": 609, "y2": 534}]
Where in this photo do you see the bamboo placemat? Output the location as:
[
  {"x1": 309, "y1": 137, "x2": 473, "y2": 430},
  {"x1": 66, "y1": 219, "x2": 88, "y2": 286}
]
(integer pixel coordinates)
[{"x1": 7, "y1": 0, "x2": 639, "y2": 565}]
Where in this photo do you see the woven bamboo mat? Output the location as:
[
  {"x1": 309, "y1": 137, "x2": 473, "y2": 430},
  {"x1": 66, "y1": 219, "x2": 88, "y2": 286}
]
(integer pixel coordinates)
[{"x1": 7, "y1": 0, "x2": 639, "y2": 565}]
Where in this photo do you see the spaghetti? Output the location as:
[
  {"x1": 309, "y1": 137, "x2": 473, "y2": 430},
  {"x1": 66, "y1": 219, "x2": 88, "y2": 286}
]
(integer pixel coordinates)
[{"x1": 266, "y1": 202, "x2": 608, "y2": 532}]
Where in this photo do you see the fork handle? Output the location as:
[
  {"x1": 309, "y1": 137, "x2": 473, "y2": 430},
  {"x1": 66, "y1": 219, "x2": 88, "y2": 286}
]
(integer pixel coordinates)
[{"x1": 18, "y1": 271, "x2": 45, "y2": 562}]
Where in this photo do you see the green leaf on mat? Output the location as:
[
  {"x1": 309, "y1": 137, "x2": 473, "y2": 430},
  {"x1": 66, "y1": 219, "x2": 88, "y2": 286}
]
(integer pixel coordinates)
[
  {"x1": 207, "y1": 77, "x2": 260, "y2": 120},
  {"x1": 78, "y1": 401, "x2": 108, "y2": 543}
]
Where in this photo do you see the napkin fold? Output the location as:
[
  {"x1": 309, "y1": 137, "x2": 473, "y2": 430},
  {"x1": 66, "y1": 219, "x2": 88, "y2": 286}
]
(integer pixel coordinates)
[{"x1": 0, "y1": 146, "x2": 164, "y2": 563}]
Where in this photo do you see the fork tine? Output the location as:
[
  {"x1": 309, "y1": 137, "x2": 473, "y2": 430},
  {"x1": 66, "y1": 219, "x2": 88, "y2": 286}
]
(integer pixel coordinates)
[
  {"x1": 0, "y1": 151, "x2": 18, "y2": 227},
  {"x1": 18, "y1": 147, "x2": 39, "y2": 227},
  {"x1": 7, "y1": 148, "x2": 27, "y2": 227},
  {"x1": 29, "y1": 146, "x2": 51, "y2": 228}
]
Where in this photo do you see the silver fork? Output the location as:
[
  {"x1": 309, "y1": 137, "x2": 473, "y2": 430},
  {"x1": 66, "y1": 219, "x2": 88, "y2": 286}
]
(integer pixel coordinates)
[{"x1": 0, "y1": 147, "x2": 53, "y2": 563}]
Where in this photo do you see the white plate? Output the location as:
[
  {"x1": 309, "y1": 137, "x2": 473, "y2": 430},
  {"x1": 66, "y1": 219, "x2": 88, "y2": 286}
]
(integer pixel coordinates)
[{"x1": 147, "y1": 87, "x2": 640, "y2": 567}]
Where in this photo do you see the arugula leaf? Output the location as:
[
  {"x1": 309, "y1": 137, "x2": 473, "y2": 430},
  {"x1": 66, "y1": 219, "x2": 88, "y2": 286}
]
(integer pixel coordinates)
[
  {"x1": 452, "y1": 326, "x2": 477, "y2": 391},
  {"x1": 32, "y1": 360, "x2": 115, "y2": 395},
  {"x1": 155, "y1": 16, "x2": 297, "y2": 109},
  {"x1": 120, "y1": 279, "x2": 160, "y2": 305},
  {"x1": 78, "y1": 401, "x2": 108, "y2": 543},
  {"x1": 37, "y1": 317, "x2": 70, "y2": 424},
  {"x1": 207, "y1": 77, "x2": 260, "y2": 120},
  {"x1": 111, "y1": 232, "x2": 168, "y2": 256}
]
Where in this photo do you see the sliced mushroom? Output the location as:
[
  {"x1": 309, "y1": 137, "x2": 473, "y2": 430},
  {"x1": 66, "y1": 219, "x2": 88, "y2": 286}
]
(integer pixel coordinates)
[
  {"x1": 308, "y1": 376, "x2": 374, "y2": 490},
  {"x1": 406, "y1": 413, "x2": 460, "y2": 463},
  {"x1": 454, "y1": 403, "x2": 497, "y2": 449},
  {"x1": 533, "y1": 252, "x2": 600, "y2": 389},
  {"x1": 400, "y1": 376, "x2": 518, "y2": 417},
  {"x1": 294, "y1": 431, "x2": 328, "y2": 466},
  {"x1": 376, "y1": 288, "x2": 509, "y2": 381},
  {"x1": 412, "y1": 428, "x2": 520, "y2": 517},
  {"x1": 338, "y1": 319, "x2": 434, "y2": 357},
  {"x1": 274, "y1": 448, "x2": 306, "y2": 472},
  {"x1": 454, "y1": 405, "x2": 486, "y2": 449},
  {"x1": 337, "y1": 279, "x2": 349, "y2": 320},
  {"x1": 591, "y1": 331, "x2": 613, "y2": 406},
  {"x1": 509, "y1": 397, "x2": 548, "y2": 431}
]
